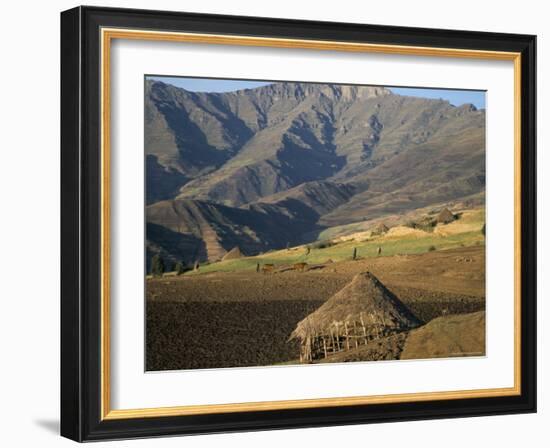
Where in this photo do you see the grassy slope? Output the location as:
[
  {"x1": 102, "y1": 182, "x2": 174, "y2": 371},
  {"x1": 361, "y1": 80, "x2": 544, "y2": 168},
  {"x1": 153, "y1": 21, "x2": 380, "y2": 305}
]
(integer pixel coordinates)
[
  {"x1": 185, "y1": 208, "x2": 485, "y2": 275},
  {"x1": 317, "y1": 202, "x2": 484, "y2": 240}
]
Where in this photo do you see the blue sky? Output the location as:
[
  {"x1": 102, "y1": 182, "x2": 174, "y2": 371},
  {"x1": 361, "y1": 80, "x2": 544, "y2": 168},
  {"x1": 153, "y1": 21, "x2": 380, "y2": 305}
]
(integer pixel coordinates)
[
  {"x1": 389, "y1": 87, "x2": 485, "y2": 109},
  {"x1": 147, "y1": 76, "x2": 271, "y2": 93},
  {"x1": 147, "y1": 76, "x2": 485, "y2": 109}
]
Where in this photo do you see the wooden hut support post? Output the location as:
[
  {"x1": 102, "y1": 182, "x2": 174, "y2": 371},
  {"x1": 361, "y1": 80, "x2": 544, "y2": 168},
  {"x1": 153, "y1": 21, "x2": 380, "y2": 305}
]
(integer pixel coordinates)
[{"x1": 360, "y1": 313, "x2": 368, "y2": 345}]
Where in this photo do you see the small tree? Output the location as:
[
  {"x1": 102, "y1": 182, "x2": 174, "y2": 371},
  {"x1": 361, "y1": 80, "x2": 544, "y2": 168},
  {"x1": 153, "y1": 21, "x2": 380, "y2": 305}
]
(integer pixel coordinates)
[
  {"x1": 174, "y1": 261, "x2": 186, "y2": 276},
  {"x1": 481, "y1": 223, "x2": 486, "y2": 236},
  {"x1": 352, "y1": 247, "x2": 357, "y2": 260},
  {"x1": 151, "y1": 254, "x2": 165, "y2": 277}
]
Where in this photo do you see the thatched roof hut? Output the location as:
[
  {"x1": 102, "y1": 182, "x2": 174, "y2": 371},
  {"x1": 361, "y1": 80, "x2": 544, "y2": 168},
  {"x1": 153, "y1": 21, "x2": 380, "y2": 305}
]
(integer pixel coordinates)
[
  {"x1": 290, "y1": 272, "x2": 421, "y2": 362},
  {"x1": 436, "y1": 207, "x2": 456, "y2": 224},
  {"x1": 371, "y1": 222, "x2": 389, "y2": 236},
  {"x1": 222, "y1": 246, "x2": 244, "y2": 261},
  {"x1": 376, "y1": 222, "x2": 389, "y2": 234}
]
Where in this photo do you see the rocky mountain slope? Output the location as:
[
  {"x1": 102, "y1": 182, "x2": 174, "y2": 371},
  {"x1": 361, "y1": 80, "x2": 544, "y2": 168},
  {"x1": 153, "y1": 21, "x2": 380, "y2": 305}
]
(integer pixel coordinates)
[{"x1": 145, "y1": 80, "x2": 485, "y2": 265}]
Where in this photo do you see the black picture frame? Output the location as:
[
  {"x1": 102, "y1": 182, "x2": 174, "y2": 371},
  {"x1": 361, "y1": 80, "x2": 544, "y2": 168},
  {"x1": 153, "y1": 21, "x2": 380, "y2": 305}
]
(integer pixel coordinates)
[{"x1": 61, "y1": 5, "x2": 536, "y2": 442}]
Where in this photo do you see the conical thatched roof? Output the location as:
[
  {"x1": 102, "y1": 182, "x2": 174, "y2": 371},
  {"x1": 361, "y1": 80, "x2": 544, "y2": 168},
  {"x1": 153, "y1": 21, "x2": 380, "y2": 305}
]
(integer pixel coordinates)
[
  {"x1": 290, "y1": 272, "x2": 421, "y2": 341},
  {"x1": 222, "y1": 246, "x2": 244, "y2": 261},
  {"x1": 372, "y1": 222, "x2": 390, "y2": 235},
  {"x1": 376, "y1": 222, "x2": 390, "y2": 234},
  {"x1": 436, "y1": 208, "x2": 455, "y2": 224}
]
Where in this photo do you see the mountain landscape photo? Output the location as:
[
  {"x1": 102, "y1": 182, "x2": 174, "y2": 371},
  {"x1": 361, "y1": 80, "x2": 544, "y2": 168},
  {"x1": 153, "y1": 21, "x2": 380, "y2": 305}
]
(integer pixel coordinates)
[{"x1": 145, "y1": 77, "x2": 486, "y2": 371}]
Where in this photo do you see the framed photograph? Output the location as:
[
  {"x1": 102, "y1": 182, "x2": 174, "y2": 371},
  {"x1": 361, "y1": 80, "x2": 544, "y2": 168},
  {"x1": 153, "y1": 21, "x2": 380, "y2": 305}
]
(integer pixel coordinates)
[{"x1": 60, "y1": 6, "x2": 536, "y2": 442}]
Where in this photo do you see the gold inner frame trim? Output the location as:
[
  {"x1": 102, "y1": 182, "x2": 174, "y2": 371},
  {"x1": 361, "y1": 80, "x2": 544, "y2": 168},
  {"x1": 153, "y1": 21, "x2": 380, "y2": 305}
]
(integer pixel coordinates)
[{"x1": 100, "y1": 27, "x2": 522, "y2": 421}]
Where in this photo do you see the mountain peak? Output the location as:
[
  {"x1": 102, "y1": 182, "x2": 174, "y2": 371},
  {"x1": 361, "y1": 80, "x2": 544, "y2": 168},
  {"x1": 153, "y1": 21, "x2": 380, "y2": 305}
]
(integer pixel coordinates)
[
  {"x1": 326, "y1": 84, "x2": 392, "y2": 101},
  {"x1": 255, "y1": 82, "x2": 391, "y2": 102}
]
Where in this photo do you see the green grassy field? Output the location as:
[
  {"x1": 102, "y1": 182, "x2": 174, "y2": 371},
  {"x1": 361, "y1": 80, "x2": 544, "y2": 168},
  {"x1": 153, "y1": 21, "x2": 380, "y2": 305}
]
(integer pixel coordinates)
[{"x1": 185, "y1": 209, "x2": 485, "y2": 275}]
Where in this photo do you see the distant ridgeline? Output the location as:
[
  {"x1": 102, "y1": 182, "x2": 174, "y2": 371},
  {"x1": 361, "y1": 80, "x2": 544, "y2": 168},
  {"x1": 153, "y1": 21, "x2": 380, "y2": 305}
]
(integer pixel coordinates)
[{"x1": 145, "y1": 80, "x2": 486, "y2": 268}]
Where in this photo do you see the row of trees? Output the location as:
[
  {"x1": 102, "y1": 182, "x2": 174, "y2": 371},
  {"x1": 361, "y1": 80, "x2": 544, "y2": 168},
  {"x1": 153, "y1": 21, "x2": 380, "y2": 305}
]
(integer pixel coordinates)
[{"x1": 150, "y1": 254, "x2": 191, "y2": 277}]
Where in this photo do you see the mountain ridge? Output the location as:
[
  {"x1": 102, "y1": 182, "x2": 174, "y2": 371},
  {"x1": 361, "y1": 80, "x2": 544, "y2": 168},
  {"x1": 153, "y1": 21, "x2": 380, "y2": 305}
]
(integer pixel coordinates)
[{"x1": 145, "y1": 80, "x2": 485, "y2": 265}]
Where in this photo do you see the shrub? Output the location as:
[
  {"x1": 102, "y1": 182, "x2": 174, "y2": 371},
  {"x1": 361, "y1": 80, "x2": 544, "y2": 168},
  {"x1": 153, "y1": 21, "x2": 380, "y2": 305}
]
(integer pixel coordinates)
[
  {"x1": 311, "y1": 240, "x2": 335, "y2": 250},
  {"x1": 174, "y1": 261, "x2": 186, "y2": 276},
  {"x1": 405, "y1": 217, "x2": 436, "y2": 232},
  {"x1": 151, "y1": 254, "x2": 165, "y2": 277},
  {"x1": 428, "y1": 245, "x2": 437, "y2": 252},
  {"x1": 418, "y1": 223, "x2": 436, "y2": 233}
]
